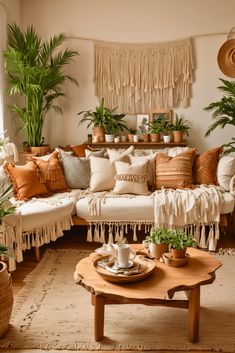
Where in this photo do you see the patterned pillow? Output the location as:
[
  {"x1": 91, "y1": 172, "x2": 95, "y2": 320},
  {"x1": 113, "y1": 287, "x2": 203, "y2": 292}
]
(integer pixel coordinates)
[
  {"x1": 89, "y1": 156, "x2": 116, "y2": 192},
  {"x1": 155, "y1": 148, "x2": 196, "y2": 190},
  {"x1": 113, "y1": 160, "x2": 149, "y2": 195},
  {"x1": 129, "y1": 154, "x2": 157, "y2": 190},
  {"x1": 4, "y1": 161, "x2": 49, "y2": 200},
  {"x1": 60, "y1": 151, "x2": 90, "y2": 189},
  {"x1": 31, "y1": 152, "x2": 69, "y2": 193},
  {"x1": 193, "y1": 147, "x2": 223, "y2": 185}
]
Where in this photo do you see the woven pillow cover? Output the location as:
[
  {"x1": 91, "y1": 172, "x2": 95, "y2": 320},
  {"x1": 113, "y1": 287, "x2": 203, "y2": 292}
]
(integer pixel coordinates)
[
  {"x1": 193, "y1": 147, "x2": 223, "y2": 185},
  {"x1": 155, "y1": 148, "x2": 196, "y2": 190},
  {"x1": 60, "y1": 151, "x2": 90, "y2": 189}
]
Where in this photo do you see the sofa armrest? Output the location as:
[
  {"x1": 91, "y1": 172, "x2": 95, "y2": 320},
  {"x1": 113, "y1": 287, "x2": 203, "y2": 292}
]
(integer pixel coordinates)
[{"x1": 230, "y1": 175, "x2": 235, "y2": 196}]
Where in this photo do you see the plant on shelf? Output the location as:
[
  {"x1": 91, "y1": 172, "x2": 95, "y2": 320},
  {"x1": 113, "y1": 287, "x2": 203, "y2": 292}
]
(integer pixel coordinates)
[
  {"x1": 147, "y1": 121, "x2": 162, "y2": 142},
  {"x1": 145, "y1": 227, "x2": 171, "y2": 259},
  {"x1": 127, "y1": 127, "x2": 137, "y2": 142},
  {"x1": 159, "y1": 120, "x2": 174, "y2": 143},
  {"x1": 204, "y1": 78, "x2": 235, "y2": 155},
  {"x1": 103, "y1": 109, "x2": 127, "y2": 137},
  {"x1": 172, "y1": 114, "x2": 190, "y2": 143},
  {"x1": 0, "y1": 185, "x2": 15, "y2": 338},
  {"x1": 169, "y1": 230, "x2": 197, "y2": 259},
  {"x1": 4, "y1": 23, "x2": 78, "y2": 152}
]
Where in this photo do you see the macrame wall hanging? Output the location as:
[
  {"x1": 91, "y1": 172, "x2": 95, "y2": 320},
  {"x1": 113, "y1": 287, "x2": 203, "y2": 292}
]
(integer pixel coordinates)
[{"x1": 94, "y1": 37, "x2": 194, "y2": 113}]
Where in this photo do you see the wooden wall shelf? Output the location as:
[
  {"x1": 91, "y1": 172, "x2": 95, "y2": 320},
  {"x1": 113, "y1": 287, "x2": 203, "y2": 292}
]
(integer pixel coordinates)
[{"x1": 85, "y1": 141, "x2": 187, "y2": 150}]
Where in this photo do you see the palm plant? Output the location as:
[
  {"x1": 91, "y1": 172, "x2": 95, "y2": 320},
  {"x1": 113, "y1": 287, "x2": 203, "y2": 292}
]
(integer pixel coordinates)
[
  {"x1": 4, "y1": 23, "x2": 78, "y2": 147},
  {"x1": 204, "y1": 78, "x2": 235, "y2": 154},
  {"x1": 172, "y1": 114, "x2": 190, "y2": 135},
  {"x1": 78, "y1": 97, "x2": 107, "y2": 128}
]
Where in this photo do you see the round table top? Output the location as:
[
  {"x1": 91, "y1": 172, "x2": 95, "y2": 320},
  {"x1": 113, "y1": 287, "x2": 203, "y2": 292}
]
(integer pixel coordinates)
[{"x1": 74, "y1": 245, "x2": 221, "y2": 300}]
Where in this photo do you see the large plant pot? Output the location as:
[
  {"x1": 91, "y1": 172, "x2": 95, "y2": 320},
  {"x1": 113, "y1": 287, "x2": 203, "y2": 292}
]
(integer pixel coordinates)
[
  {"x1": 149, "y1": 243, "x2": 169, "y2": 260},
  {"x1": 173, "y1": 130, "x2": 183, "y2": 143},
  {"x1": 0, "y1": 261, "x2": 14, "y2": 337},
  {"x1": 93, "y1": 126, "x2": 105, "y2": 142},
  {"x1": 24, "y1": 145, "x2": 51, "y2": 156}
]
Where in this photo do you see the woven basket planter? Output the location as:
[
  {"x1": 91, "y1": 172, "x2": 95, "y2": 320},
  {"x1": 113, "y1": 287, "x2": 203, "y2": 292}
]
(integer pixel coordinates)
[{"x1": 0, "y1": 261, "x2": 14, "y2": 337}]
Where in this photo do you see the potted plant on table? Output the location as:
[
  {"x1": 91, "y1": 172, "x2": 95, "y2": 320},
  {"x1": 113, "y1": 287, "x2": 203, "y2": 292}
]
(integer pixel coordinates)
[
  {"x1": 169, "y1": 230, "x2": 197, "y2": 259},
  {"x1": 4, "y1": 23, "x2": 78, "y2": 155},
  {"x1": 204, "y1": 78, "x2": 235, "y2": 155},
  {"x1": 103, "y1": 109, "x2": 127, "y2": 142},
  {"x1": 0, "y1": 185, "x2": 15, "y2": 337},
  {"x1": 145, "y1": 227, "x2": 171, "y2": 259},
  {"x1": 160, "y1": 121, "x2": 174, "y2": 143},
  {"x1": 172, "y1": 114, "x2": 190, "y2": 143}
]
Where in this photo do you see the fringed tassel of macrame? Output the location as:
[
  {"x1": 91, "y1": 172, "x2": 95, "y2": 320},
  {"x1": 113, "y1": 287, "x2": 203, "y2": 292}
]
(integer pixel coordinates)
[
  {"x1": 108, "y1": 226, "x2": 114, "y2": 244},
  {"x1": 133, "y1": 224, "x2": 138, "y2": 241},
  {"x1": 194, "y1": 224, "x2": 201, "y2": 245},
  {"x1": 93, "y1": 224, "x2": 100, "y2": 242},
  {"x1": 199, "y1": 224, "x2": 207, "y2": 249},
  {"x1": 207, "y1": 224, "x2": 216, "y2": 251},
  {"x1": 99, "y1": 224, "x2": 106, "y2": 243},
  {"x1": 87, "y1": 225, "x2": 93, "y2": 242}
]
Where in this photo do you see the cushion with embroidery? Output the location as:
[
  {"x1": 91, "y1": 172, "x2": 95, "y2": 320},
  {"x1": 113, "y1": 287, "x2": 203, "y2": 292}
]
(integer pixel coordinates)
[
  {"x1": 4, "y1": 161, "x2": 49, "y2": 200},
  {"x1": 193, "y1": 147, "x2": 223, "y2": 185},
  {"x1": 30, "y1": 152, "x2": 69, "y2": 193},
  {"x1": 113, "y1": 160, "x2": 149, "y2": 195},
  {"x1": 129, "y1": 153, "x2": 157, "y2": 191},
  {"x1": 155, "y1": 148, "x2": 196, "y2": 190}
]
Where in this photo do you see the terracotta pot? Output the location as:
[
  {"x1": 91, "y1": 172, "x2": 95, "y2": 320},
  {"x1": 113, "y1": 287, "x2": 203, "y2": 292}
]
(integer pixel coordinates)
[
  {"x1": 173, "y1": 131, "x2": 184, "y2": 143},
  {"x1": 24, "y1": 145, "x2": 51, "y2": 156},
  {"x1": 128, "y1": 134, "x2": 134, "y2": 142},
  {"x1": 149, "y1": 243, "x2": 169, "y2": 260},
  {"x1": 142, "y1": 133, "x2": 150, "y2": 142},
  {"x1": 171, "y1": 248, "x2": 187, "y2": 259},
  {"x1": 0, "y1": 262, "x2": 14, "y2": 337},
  {"x1": 150, "y1": 133, "x2": 160, "y2": 142},
  {"x1": 93, "y1": 126, "x2": 105, "y2": 142}
]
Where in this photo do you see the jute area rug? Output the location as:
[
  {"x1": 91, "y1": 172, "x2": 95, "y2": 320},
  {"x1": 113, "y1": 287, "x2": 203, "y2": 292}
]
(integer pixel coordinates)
[{"x1": 0, "y1": 248, "x2": 235, "y2": 352}]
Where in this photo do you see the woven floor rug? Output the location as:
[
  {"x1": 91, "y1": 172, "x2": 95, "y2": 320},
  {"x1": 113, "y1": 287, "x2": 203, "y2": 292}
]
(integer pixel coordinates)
[{"x1": 0, "y1": 248, "x2": 235, "y2": 352}]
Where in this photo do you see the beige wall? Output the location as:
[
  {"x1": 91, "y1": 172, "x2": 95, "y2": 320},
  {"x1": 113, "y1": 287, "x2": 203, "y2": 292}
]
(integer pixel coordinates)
[{"x1": 5, "y1": 0, "x2": 235, "y2": 152}]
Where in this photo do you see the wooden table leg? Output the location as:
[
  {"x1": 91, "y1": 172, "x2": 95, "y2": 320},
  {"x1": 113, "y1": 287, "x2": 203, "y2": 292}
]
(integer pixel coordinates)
[
  {"x1": 188, "y1": 286, "x2": 200, "y2": 343},
  {"x1": 93, "y1": 294, "x2": 105, "y2": 341}
]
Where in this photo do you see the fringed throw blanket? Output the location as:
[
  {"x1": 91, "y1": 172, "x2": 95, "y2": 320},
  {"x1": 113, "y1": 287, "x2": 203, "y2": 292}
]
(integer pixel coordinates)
[
  {"x1": 152, "y1": 185, "x2": 225, "y2": 251},
  {"x1": 94, "y1": 37, "x2": 194, "y2": 113}
]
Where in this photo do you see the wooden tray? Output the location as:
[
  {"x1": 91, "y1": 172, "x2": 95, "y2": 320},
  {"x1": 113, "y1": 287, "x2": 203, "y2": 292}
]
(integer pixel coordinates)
[{"x1": 93, "y1": 255, "x2": 156, "y2": 284}]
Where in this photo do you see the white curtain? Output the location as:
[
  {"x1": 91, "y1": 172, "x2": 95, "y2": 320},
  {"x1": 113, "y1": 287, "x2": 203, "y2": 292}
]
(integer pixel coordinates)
[{"x1": 0, "y1": 0, "x2": 7, "y2": 135}]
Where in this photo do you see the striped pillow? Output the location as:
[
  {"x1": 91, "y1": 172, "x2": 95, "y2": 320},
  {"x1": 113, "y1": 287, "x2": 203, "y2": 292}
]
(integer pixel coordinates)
[{"x1": 155, "y1": 148, "x2": 196, "y2": 190}]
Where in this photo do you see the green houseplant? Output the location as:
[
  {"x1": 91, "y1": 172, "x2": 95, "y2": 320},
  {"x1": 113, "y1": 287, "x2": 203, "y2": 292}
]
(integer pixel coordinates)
[
  {"x1": 4, "y1": 23, "x2": 78, "y2": 151},
  {"x1": 147, "y1": 121, "x2": 162, "y2": 142},
  {"x1": 103, "y1": 108, "x2": 127, "y2": 141},
  {"x1": 159, "y1": 120, "x2": 174, "y2": 142},
  {"x1": 0, "y1": 185, "x2": 15, "y2": 337},
  {"x1": 146, "y1": 227, "x2": 171, "y2": 259},
  {"x1": 172, "y1": 114, "x2": 190, "y2": 143},
  {"x1": 169, "y1": 230, "x2": 197, "y2": 259},
  {"x1": 204, "y1": 78, "x2": 235, "y2": 155}
]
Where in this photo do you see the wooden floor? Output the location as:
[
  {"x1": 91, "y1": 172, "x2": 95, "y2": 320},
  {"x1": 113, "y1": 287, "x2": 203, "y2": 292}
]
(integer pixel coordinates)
[{"x1": 9, "y1": 224, "x2": 235, "y2": 353}]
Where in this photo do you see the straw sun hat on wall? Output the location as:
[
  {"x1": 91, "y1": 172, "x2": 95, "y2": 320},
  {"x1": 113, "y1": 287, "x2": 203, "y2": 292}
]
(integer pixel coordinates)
[{"x1": 218, "y1": 29, "x2": 235, "y2": 78}]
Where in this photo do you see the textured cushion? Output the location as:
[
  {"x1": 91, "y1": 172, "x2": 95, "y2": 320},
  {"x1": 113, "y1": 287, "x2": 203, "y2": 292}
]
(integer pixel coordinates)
[
  {"x1": 107, "y1": 146, "x2": 134, "y2": 164},
  {"x1": 70, "y1": 144, "x2": 86, "y2": 157},
  {"x1": 4, "y1": 161, "x2": 49, "y2": 200},
  {"x1": 129, "y1": 154, "x2": 157, "y2": 190},
  {"x1": 217, "y1": 155, "x2": 235, "y2": 191},
  {"x1": 113, "y1": 160, "x2": 149, "y2": 195},
  {"x1": 0, "y1": 165, "x2": 13, "y2": 195},
  {"x1": 155, "y1": 148, "x2": 196, "y2": 190},
  {"x1": 31, "y1": 152, "x2": 69, "y2": 193},
  {"x1": 193, "y1": 147, "x2": 223, "y2": 185},
  {"x1": 89, "y1": 156, "x2": 116, "y2": 192},
  {"x1": 60, "y1": 151, "x2": 90, "y2": 189}
]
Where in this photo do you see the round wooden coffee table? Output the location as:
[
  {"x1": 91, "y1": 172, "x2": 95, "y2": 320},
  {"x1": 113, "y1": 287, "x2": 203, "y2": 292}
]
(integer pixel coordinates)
[{"x1": 74, "y1": 245, "x2": 221, "y2": 343}]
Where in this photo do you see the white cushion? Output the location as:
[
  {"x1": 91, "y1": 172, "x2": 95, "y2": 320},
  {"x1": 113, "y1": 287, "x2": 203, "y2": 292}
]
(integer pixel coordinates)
[
  {"x1": 217, "y1": 156, "x2": 235, "y2": 191},
  {"x1": 107, "y1": 146, "x2": 134, "y2": 163},
  {"x1": 89, "y1": 156, "x2": 116, "y2": 192}
]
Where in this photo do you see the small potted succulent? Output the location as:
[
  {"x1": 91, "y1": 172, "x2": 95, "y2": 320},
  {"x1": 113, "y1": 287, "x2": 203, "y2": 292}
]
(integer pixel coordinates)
[
  {"x1": 145, "y1": 227, "x2": 171, "y2": 259},
  {"x1": 169, "y1": 230, "x2": 197, "y2": 259},
  {"x1": 172, "y1": 114, "x2": 190, "y2": 143}
]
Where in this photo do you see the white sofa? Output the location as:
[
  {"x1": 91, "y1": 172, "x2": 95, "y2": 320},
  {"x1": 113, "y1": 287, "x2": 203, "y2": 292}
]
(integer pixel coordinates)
[{"x1": 1, "y1": 146, "x2": 235, "y2": 271}]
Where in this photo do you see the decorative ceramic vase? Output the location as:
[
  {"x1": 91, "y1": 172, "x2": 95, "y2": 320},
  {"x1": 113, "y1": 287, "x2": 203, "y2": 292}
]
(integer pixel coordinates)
[
  {"x1": 105, "y1": 134, "x2": 115, "y2": 142},
  {"x1": 173, "y1": 131, "x2": 183, "y2": 143},
  {"x1": 149, "y1": 243, "x2": 169, "y2": 260},
  {"x1": 170, "y1": 248, "x2": 187, "y2": 259},
  {"x1": 0, "y1": 262, "x2": 14, "y2": 338},
  {"x1": 127, "y1": 134, "x2": 134, "y2": 142},
  {"x1": 163, "y1": 135, "x2": 171, "y2": 143}
]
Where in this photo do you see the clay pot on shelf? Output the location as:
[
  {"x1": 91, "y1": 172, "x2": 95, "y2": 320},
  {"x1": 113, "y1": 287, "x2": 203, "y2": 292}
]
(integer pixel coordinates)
[
  {"x1": 170, "y1": 247, "x2": 187, "y2": 259},
  {"x1": 142, "y1": 133, "x2": 150, "y2": 142},
  {"x1": 93, "y1": 126, "x2": 105, "y2": 142},
  {"x1": 24, "y1": 144, "x2": 51, "y2": 156},
  {"x1": 173, "y1": 130, "x2": 184, "y2": 143},
  {"x1": 150, "y1": 133, "x2": 160, "y2": 142}
]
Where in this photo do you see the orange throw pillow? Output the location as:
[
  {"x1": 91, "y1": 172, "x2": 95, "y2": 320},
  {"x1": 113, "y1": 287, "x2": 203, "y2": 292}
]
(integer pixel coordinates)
[
  {"x1": 193, "y1": 147, "x2": 223, "y2": 185},
  {"x1": 70, "y1": 145, "x2": 87, "y2": 157},
  {"x1": 31, "y1": 152, "x2": 69, "y2": 193},
  {"x1": 4, "y1": 161, "x2": 49, "y2": 200},
  {"x1": 155, "y1": 148, "x2": 196, "y2": 190}
]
